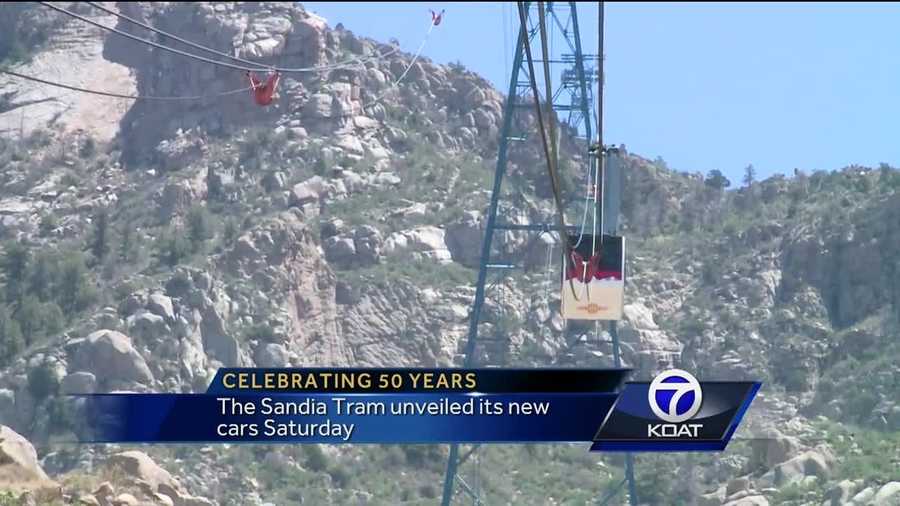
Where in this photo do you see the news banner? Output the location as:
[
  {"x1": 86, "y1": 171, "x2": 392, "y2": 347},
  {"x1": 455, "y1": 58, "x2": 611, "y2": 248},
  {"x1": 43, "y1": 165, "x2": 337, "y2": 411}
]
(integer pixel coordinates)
[{"x1": 74, "y1": 368, "x2": 760, "y2": 452}]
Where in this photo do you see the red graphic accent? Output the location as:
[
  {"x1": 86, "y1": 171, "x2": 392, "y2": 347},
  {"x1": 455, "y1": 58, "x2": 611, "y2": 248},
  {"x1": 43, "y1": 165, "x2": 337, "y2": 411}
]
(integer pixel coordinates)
[
  {"x1": 577, "y1": 303, "x2": 610, "y2": 314},
  {"x1": 593, "y1": 269, "x2": 622, "y2": 281}
]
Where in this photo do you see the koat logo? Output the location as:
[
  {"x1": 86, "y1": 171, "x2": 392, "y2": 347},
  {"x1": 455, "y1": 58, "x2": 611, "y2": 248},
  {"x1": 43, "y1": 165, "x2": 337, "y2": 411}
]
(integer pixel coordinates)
[{"x1": 646, "y1": 369, "x2": 704, "y2": 438}]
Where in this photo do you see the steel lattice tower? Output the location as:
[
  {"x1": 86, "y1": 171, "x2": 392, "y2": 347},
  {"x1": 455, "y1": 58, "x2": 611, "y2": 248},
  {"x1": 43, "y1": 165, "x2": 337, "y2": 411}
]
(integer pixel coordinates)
[{"x1": 440, "y1": 3, "x2": 637, "y2": 505}]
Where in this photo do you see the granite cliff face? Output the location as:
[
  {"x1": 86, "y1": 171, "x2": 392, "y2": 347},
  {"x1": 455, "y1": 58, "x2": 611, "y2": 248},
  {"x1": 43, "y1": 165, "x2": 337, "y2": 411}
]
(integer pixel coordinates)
[
  {"x1": 0, "y1": 2, "x2": 897, "y2": 505},
  {"x1": 0, "y1": 3, "x2": 134, "y2": 142}
]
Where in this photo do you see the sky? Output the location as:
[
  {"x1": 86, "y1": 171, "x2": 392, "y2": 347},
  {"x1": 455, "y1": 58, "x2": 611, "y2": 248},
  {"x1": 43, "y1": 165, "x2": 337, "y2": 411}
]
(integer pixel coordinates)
[{"x1": 303, "y1": 2, "x2": 900, "y2": 184}]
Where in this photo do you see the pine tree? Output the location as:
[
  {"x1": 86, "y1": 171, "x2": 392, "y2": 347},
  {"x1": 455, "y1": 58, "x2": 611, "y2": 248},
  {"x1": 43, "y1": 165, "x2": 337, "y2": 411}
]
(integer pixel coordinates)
[
  {"x1": 119, "y1": 221, "x2": 135, "y2": 262},
  {"x1": 187, "y1": 205, "x2": 214, "y2": 253},
  {"x1": 15, "y1": 295, "x2": 42, "y2": 344},
  {"x1": 157, "y1": 229, "x2": 190, "y2": 268},
  {"x1": 58, "y1": 252, "x2": 95, "y2": 315},
  {"x1": 704, "y1": 169, "x2": 731, "y2": 191},
  {"x1": 27, "y1": 251, "x2": 58, "y2": 302},
  {"x1": 223, "y1": 218, "x2": 239, "y2": 245},
  {"x1": 90, "y1": 208, "x2": 110, "y2": 262},
  {"x1": 742, "y1": 164, "x2": 756, "y2": 187},
  {"x1": 1, "y1": 241, "x2": 29, "y2": 303},
  {"x1": 27, "y1": 359, "x2": 59, "y2": 401},
  {"x1": 0, "y1": 305, "x2": 23, "y2": 367}
]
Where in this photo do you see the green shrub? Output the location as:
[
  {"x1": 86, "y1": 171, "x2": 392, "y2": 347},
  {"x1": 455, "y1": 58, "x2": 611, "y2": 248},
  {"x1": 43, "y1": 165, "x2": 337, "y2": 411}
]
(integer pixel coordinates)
[
  {"x1": 0, "y1": 246, "x2": 96, "y2": 333},
  {"x1": 0, "y1": 490, "x2": 20, "y2": 506},
  {"x1": 155, "y1": 228, "x2": 191, "y2": 268},
  {"x1": 118, "y1": 221, "x2": 137, "y2": 262},
  {"x1": 243, "y1": 323, "x2": 276, "y2": 342},
  {"x1": 2, "y1": 241, "x2": 30, "y2": 301},
  {"x1": 328, "y1": 465, "x2": 353, "y2": 488},
  {"x1": 79, "y1": 138, "x2": 96, "y2": 159},
  {"x1": 57, "y1": 252, "x2": 97, "y2": 315},
  {"x1": 45, "y1": 396, "x2": 75, "y2": 435},
  {"x1": 0, "y1": 305, "x2": 23, "y2": 367},
  {"x1": 38, "y1": 213, "x2": 58, "y2": 237},
  {"x1": 304, "y1": 445, "x2": 329, "y2": 472},
  {"x1": 27, "y1": 360, "x2": 59, "y2": 401},
  {"x1": 704, "y1": 169, "x2": 731, "y2": 191},
  {"x1": 187, "y1": 205, "x2": 215, "y2": 253},
  {"x1": 16, "y1": 295, "x2": 52, "y2": 343},
  {"x1": 90, "y1": 209, "x2": 110, "y2": 262},
  {"x1": 26, "y1": 251, "x2": 59, "y2": 302},
  {"x1": 818, "y1": 420, "x2": 900, "y2": 483},
  {"x1": 223, "y1": 218, "x2": 239, "y2": 246},
  {"x1": 59, "y1": 171, "x2": 81, "y2": 188}
]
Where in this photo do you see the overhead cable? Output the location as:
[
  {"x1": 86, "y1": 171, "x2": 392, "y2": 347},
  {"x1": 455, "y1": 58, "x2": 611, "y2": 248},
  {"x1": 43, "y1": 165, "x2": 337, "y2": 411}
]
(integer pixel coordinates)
[
  {"x1": 516, "y1": 2, "x2": 571, "y2": 253},
  {"x1": 0, "y1": 68, "x2": 251, "y2": 101},
  {"x1": 82, "y1": 1, "x2": 405, "y2": 73},
  {"x1": 41, "y1": 2, "x2": 413, "y2": 74}
]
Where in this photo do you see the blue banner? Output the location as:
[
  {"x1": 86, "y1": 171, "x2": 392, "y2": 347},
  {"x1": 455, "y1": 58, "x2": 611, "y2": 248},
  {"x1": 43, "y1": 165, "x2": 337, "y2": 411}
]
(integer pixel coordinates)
[
  {"x1": 79, "y1": 393, "x2": 618, "y2": 443},
  {"x1": 70, "y1": 368, "x2": 760, "y2": 452}
]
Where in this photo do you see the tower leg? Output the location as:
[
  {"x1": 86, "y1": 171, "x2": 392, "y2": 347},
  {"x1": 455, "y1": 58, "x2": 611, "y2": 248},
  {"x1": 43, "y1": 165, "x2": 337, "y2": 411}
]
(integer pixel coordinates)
[{"x1": 610, "y1": 322, "x2": 638, "y2": 505}]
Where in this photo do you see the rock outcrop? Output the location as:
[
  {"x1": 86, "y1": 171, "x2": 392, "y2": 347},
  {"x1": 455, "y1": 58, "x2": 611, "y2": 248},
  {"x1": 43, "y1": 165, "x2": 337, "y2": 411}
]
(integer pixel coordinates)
[
  {"x1": 0, "y1": 4, "x2": 135, "y2": 141},
  {"x1": 72, "y1": 330, "x2": 154, "y2": 388},
  {"x1": 0, "y1": 425, "x2": 58, "y2": 496}
]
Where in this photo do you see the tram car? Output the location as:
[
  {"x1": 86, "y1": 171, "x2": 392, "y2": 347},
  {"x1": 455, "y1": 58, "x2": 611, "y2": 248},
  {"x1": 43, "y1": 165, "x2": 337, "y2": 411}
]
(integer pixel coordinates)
[{"x1": 560, "y1": 234, "x2": 624, "y2": 320}]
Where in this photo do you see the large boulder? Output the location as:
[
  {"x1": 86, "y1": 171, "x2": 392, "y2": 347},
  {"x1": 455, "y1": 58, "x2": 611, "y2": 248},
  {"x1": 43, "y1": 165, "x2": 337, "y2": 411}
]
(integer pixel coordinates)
[
  {"x1": 284, "y1": 11, "x2": 326, "y2": 60},
  {"x1": 726, "y1": 477, "x2": 751, "y2": 497},
  {"x1": 146, "y1": 293, "x2": 175, "y2": 322},
  {"x1": 158, "y1": 484, "x2": 215, "y2": 506},
  {"x1": 60, "y1": 371, "x2": 98, "y2": 395},
  {"x1": 369, "y1": 171, "x2": 401, "y2": 188},
  {"x1": 324, "y1": 236, "x2": 357, "y2": 266},
  {"x1": 107, "y1": 451, "x2": 180, "y2": 493},
  {"x1": 289, "y1": 179, "x2": 320, "y2": 207},
  {"x1": 155, "y1": 133, "x2": 206, "y2": 173},
  {"x1": 750, "y1": 430, "x2": 801, "y2": 469},
  {"x1": 199, "y1": 301, "x2": 241, "y2": 367},
  {"x1": 825, "y1": 479, "x2": 859, "y2": 506},
  {"x1": 445, "y1": 211, "x2": 483, "y2": 267},
  {"x1": 254, "y1": 343, "x2": 290, "y2": 367},
  {"x1": 873, "y1": 482, "x2": 900, "y2": 505},
  {"x1": 304, "y1": 93, "x2": 333, "y2": 118},
  {"x1": 723, "y1": 497, "x2": 768, "y2": 506},
  {"x1": 698, "y1": 487, "x2": 726, "y2": 506},
  {"x1": 335, "y1": 134, "x2": 364, "y2": 156},
  {"x1": 851, "y1": 487, "x2": 876, "y2": 504},
  {"x1": 354, "y1": 226, "x2": 383, "y2": 265},
  {"x1": 405, "y1": 226, "x2": 451, "y2": 261},
  {"x1": 157, "y1": 180, "x2": 202, "y2": 222},
  {"x1": 127, "y1": 310, "x2": 171, "y2": 345},
  {"x1": 78, "y1": 494, "x2": 102, "y2": 505},
  {"x1": 73, "y1": 330, "x2": 153, "y2": 385},
  {"x1": 289, "y1": 176, "x2": 347, "y2": 208},
  {"x1": 113, "y1": 492, "x2": 139, "y2": 505},
  {"x1": 384, "y1": 226, "x2": 452, "y2": 264},
  {"x1": 772, "y1": 449, "x2": 832, "y2": 486},
  {"x1": 0, "y1": 425, "x2": 57, "y2": 494}
]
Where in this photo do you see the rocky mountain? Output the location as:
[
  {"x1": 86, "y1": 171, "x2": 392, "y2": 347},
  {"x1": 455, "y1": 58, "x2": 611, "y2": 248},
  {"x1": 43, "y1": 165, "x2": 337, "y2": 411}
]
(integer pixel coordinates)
[{"x1": 0, "y1": 2, "x2": 898, "y2": 505}]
